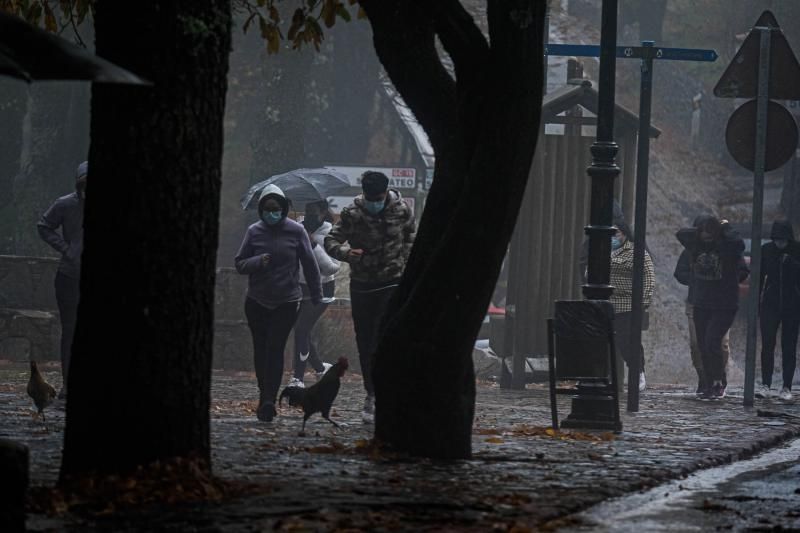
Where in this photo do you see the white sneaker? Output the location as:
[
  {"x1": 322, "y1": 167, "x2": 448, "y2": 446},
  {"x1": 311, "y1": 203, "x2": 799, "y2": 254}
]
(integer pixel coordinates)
[
  {"x1": 755, "y1": 384, "x2": 771, "y2": 399},
  {"x1": 778, "y1": 387, "x2": 793, "y2": 401},
  {"x1": 638, "y1": 372, "x2": 646, "y2": 392},
  {"x1": 315, "y1": 362, "x2": 333, "y2": 381},
  {"x1": 362, "y1": 395, "x2": 375, "y2": 424},
  {"x1": 287, "y1": 377, "x2": 304, "y2": 388}
]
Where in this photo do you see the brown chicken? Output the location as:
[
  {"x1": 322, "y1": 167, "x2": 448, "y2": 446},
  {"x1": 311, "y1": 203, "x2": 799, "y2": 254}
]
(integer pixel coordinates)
[
  {"x1": 27, "y1": 361, "x2": 57, "y2": 421},
  {"x1": 279, "y1": 357, "x2": 349, "y2": 436}
]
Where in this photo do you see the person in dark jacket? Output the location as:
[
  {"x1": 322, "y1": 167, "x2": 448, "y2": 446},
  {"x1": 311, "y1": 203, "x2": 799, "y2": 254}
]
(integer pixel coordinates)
[
  {"x1": 674, "y1": 217, "x2": 732, "y2": 396},
  {"x1": 677, "y1": 215, "x2": 748, "y2": 398},
  {"x1": 324, "y1": 171, "x2": 416, "y2": 424},
  {"x1": 36, "y1": 161, "x2": 88, "y2": 399},
  {"x1": 235, "y1": 185, "x2": 322, "y2": 422},
  {"x1": 756, "y1": 219, "x2": 800, "y2": 401}
]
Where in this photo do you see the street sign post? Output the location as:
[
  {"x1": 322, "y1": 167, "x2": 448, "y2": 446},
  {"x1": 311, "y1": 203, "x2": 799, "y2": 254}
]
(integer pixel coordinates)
[
  {"x1": 546, "y1": 40, "x2": 717, "y2": 413},
  {"x1": 714, "y1": 11, "x2": 800, "y2": 408},
  {"x1": 546, "y1": 43, "x2": 718, "y2": 62}
]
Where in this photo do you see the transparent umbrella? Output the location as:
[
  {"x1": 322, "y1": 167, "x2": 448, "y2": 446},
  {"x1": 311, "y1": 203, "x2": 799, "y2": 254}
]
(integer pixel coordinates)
[{"x1": 241, "y1": 168, "x2": 352, "y2": 210}]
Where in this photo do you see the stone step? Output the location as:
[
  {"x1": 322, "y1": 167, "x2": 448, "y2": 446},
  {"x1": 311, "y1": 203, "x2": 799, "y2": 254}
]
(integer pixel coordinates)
[{"x1": 0, "y1": 308, "x2": 60, "y2": 362}]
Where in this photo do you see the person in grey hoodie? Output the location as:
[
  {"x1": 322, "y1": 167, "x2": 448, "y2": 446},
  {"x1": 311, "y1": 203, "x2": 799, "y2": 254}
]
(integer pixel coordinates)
[
  {"x1": 288, "y1": 200, "x2": 341, "y2": 387},
  {"x1": 37, "y1": 160, "x2": 88, "y2": 399},
  {"x1": 235, "y1": 185, "x2": 322, "y2": 422}
]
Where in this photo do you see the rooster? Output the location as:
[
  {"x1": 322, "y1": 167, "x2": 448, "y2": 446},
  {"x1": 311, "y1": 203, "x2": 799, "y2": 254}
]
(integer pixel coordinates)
[
  {"x1": 27, "y1": 361, "x2": 57, "y2": 421},
  {"x1": 279, "y1": 357, "x2": 348, "y2": 436}
]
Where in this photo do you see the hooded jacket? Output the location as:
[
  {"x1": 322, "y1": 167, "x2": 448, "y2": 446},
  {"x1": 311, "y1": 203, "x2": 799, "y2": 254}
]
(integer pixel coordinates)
[
  {"x1": 760, "y1": 220, "x2": 800, "y2": 315},
  {"x1": 235, "y1": 185, "x2": 322, "y2": 308},
  {"x1": 37, "y1": 162, "x2": 88, "y2": 279},
  {"x1": 324, "y1": 190, "x2": 416, "y2": 287},
  {"x1": 676, "y1": 219, "x2": 748, "y2": 310},
  {"x1": 299, "y1": 221, "x2": 339, "y2": 286}
]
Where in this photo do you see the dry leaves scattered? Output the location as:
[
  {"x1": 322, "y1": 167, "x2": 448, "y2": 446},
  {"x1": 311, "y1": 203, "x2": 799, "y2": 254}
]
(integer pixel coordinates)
[
  {"x1": 28, "y1": 456, "x2": 264, "y2": 517},
  {"x1": 476, "y1": 425, "x2": 615, "y2": 442}
]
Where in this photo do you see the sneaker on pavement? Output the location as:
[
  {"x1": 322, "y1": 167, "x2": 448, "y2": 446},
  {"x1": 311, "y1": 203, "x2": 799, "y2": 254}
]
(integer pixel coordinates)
[
  {"x1": 287, "y1": 377, "x2": 305, "y2": 388},
  {"x1": 778, "y1": 387, "x2": 793, "y2": 401},
  {"x1": 638, "y1": 372, "x2": 646, "y2": 392},
  {"x1": 315, "y1": 362, "x2": 333, "y2": 382},
  {"x1": 709, "y1": 381, "x2": 726, "y2": 399},
  {"x1": 755, "y1": 384, "x2": 771, "y2": 399},
  {"x1": 362, "y1": 394, "x2": 375, "y2": 424}
]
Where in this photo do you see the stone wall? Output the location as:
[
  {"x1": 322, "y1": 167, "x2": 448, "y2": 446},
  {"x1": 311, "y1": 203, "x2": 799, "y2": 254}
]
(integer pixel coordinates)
[{"x1": 0, "y1": 256, "x2": 358, "y2": 373}]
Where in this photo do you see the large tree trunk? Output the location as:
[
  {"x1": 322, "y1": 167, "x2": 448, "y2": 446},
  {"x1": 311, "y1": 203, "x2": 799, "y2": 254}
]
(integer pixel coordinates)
[
  {"x1": 361, "y1": 0, "x2": 546, "y2": 459},
  {"x1": 60, "y1": 0, "x2": 231, "y2": 480}
]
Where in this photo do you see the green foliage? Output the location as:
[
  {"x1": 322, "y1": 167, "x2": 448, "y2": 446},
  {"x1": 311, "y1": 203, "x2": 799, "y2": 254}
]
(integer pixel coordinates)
[{"x1": 234, "y1": 0, "x2": 361, "y2": 54}]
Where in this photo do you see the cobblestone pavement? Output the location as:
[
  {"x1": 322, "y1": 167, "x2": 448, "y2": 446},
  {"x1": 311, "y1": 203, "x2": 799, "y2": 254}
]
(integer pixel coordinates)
[{"x1": 2, "y1": 360, "x2": 799, "y2": 531}]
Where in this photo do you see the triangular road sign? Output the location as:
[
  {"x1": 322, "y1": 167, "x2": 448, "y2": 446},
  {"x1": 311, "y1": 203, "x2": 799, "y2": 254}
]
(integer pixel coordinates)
[
  {"x1": 753, "y1": 10, "x2": 779, "y2": 29},
  {"x1": 714, "y1": 10, "x2": 800, "y2": 99}
]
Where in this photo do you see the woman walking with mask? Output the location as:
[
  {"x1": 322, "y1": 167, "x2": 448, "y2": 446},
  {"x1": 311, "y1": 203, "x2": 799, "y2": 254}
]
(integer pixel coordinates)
[
  {"x1": 609, "y1": 218, "x2": 655, "y2": 392},
  {"x1": 235, "y1": 185, "x2": 321, "y2": 421},
  {"x1": 288, "y1": 200, "x2": 341, "y2": 387}
]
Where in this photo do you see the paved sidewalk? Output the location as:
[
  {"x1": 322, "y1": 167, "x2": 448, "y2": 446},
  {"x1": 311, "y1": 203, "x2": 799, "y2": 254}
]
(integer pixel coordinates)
[{"x1": 1, "y1": 360, "x2": 799, "y2": 531}]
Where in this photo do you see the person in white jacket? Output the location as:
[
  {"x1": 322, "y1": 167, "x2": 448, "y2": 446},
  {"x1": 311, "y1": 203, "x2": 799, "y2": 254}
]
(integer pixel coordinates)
[{"x1": 288, "y1": 200, "x2": 341, "y2": 387}]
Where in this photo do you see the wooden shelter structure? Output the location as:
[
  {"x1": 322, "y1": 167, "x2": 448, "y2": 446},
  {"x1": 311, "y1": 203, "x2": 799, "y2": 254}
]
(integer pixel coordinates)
[{"x1": 498, "y1": 75, "x2": 661, "y2": 388}]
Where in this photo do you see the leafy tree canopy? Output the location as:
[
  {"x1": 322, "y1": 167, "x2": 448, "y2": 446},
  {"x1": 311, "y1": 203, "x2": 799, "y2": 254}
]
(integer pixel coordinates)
[{"x1": 1, "y1": 0, "x2": 359, "y2": 53}]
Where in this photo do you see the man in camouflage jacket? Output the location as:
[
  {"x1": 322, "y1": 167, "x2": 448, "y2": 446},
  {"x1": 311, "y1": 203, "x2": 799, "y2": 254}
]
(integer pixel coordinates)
[{"x1": 325, "y1": 171, "x2": 416, "y2": 423}]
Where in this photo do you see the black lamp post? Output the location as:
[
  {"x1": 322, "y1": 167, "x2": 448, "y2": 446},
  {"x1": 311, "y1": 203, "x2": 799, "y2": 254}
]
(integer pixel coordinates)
[
  {"x1": 583, "y1": 0, "x2": 620, "y2": 299},
  {"x1": 561, "y1": 0, "x2": 622, "y2": 431}
]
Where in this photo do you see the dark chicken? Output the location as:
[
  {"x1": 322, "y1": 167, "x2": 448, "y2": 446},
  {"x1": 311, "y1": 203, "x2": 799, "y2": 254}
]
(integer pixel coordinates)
[
  {"x1": 279, "y1": 357, "x2": 348, "y2": 436},
  {"x1": 27, "y1": 361, "x2": 57, "y2": 421}
]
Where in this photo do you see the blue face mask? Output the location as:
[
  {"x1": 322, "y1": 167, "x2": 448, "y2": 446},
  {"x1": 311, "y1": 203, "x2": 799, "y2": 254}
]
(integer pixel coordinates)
[
  {"x1": 364, "y1": 199, "x2": 385, "y2": 215},
  {"x1": 261, "y1": 210, "x2": 283, "y2": 225},
  {"x1": 611, "y1": 236, "x2": 623, "y2": 250}
]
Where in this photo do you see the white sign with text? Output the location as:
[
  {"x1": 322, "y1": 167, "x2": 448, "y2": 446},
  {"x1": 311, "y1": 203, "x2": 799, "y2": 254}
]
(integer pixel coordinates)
[{"x1": 325, "y1": 165, "x2": 417, "y2": 190}]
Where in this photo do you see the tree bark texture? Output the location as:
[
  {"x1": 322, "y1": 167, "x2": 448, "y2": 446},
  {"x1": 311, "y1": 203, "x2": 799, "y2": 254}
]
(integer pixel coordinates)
[
  {"x1": 60, "y1": 0, "x2": 232, "y2": 480},
  {"x1": 361, "y1": 0, "x2": 546, "y2": 459}
]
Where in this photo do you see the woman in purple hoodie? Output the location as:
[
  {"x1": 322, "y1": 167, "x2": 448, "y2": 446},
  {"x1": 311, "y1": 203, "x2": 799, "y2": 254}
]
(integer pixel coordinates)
[{"x1": 235, "y1": 185, "x2": 322, "y2": 421}]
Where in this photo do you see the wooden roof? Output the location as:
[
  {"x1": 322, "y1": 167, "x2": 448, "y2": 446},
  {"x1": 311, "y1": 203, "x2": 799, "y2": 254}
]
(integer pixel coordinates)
[{"x1": 542, "y1": 79, "x2": 662, "y2": 138}]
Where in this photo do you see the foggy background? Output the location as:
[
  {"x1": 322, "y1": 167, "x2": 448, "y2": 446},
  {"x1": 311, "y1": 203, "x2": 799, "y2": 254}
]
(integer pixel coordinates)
[{"x1": 2, "y1": 0, "x2": 799, "y2": 385}]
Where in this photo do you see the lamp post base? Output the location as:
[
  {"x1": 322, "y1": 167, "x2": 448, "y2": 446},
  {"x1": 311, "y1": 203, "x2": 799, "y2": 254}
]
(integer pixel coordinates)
[{"x1": 560, "y1": 394, "x2": 622, "y2": 432}]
